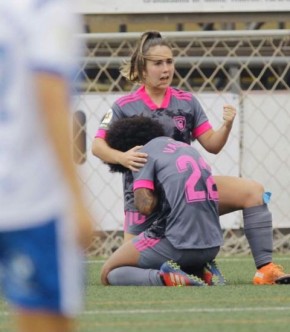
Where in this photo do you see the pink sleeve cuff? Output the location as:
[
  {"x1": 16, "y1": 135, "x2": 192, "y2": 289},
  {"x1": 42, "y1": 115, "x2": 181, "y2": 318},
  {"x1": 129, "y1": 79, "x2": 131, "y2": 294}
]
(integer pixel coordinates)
[
  {"x1": 95, "y1": 129, "x2": 107, "y2": 139},
  {"x1": 133, "y1": 179, "x2": 154, "y2": 191},
  {"x1": 192, "y1": 121, "x2": 212, "y2": 139}
]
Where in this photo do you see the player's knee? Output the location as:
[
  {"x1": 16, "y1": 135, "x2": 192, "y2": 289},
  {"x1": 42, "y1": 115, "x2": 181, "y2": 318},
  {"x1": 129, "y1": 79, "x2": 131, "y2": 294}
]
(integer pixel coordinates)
[{"x1": 245, "y1": 180, "x2": 265, "y2": 206}]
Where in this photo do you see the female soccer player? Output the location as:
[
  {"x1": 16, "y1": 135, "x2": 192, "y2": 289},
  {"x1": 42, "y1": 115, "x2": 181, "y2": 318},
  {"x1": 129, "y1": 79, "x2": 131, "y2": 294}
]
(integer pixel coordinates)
[
  {"x1": 0, "y1": 1, "x2": 94, "y2": 331},
  {"x1": 92, "y1": 30, "x2": 289, "y2": 285},
  {"x1": 101, "y1": 116, "x2": 225, "y2": 287}
]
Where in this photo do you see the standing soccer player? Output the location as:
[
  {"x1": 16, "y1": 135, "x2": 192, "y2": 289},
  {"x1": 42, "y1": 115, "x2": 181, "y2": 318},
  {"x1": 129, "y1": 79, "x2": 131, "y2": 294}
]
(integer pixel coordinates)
[{"x1": 0, "y1": 1, "x2": 94, "y2": 332}]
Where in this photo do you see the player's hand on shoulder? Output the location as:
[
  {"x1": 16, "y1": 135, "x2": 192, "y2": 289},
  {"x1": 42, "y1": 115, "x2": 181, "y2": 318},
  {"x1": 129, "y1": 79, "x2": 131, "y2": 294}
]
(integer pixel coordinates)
[{"x1": 119, "y1": 146, "x2": 148, "y2": 172}]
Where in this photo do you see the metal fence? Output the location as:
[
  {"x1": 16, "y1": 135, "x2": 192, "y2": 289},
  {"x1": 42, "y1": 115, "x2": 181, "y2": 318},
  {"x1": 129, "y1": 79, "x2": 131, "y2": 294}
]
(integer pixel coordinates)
[{"x1": 73, "y1": 30, "x2": 290, "y2": 257}]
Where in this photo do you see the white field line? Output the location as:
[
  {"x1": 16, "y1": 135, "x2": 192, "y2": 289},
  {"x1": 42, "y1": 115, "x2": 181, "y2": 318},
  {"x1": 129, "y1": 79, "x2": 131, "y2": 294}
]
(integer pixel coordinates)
[
  {"x1": 1, "y1": 306, "x2": 290, "y2": 317},
  {"x1": 82, "y1": 306, "x2": 290, "y2": 315},
  {"x1": 85, "y1": 256, "x2": 290, "y2": 264}
]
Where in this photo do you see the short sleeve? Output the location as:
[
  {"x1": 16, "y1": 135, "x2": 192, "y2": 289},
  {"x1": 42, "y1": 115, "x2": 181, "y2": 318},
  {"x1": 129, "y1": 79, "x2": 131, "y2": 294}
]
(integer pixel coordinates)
[{"x1": 133, "y1": 151, "x2": 156, "y2": 191}]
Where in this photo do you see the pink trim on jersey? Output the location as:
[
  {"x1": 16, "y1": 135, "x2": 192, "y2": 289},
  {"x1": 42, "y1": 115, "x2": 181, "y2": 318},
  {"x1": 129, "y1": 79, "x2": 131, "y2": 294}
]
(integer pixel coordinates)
[
  {"x1": 160, "y1": 87, "x2": 172, "y2": 108},
  {"x1": 138, "y1": 86, "x2": 159, "y2": 109},
  {"x1": 127, "y1": 85, "x2": 172, "y2": 110},
  {"x1": 133, "y1": 233, "x2": 161, "y2": 252},
  {"x1": 192, "y1": 121, "x2": 212, "y2": 139},
  {"x1": 117, "y1": 91, "x2": 142, "y2": 107},
  {"x1": 133, "y1": 179, "x2": 154, "y2": 191},
  {"x1": 95, "y1": 129, "x2": 107, "y2": 139},
  {"x1": 170, "y1": 88, "x2": 193, "y2": 101},
  {"x1": 111, "y1": 86, "x2": 194, "y2": 113}
]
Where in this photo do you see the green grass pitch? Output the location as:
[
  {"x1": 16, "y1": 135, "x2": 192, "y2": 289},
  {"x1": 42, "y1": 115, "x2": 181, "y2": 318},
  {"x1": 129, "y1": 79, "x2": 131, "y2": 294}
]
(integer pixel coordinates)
[{"x1": 0, "y1": 255, "x2": 290, "y2": 332}]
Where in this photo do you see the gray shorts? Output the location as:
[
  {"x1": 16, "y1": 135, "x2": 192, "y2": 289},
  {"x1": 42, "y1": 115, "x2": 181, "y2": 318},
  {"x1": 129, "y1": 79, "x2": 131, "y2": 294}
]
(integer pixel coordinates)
[{"x1": 132, "y1": 232, "x2": 219, "y2": 271}]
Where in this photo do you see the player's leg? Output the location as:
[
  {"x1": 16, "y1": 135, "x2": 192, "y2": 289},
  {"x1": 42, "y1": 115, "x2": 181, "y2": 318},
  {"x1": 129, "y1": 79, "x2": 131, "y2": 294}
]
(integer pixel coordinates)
[
  {"x1": 102, "y1": 232, "x2": 172, "y2": 286},
  {"x1": 214, "y1": 176, "x2": 271, "y2": 266},
  {"x1": 214, "y1": 175, "x2": 290, "y2": 284},
  {"x1": 214, "y1": 175, "x2": 271, "y2": 265},
  {"x1": 100, "y1": 237, "x2": 141, "y2": 285},
  {"x1": 102, "y1": 233, "x2": 216, "y2": 286},
  {"x1": 213, "y1": 175, "x2": 264, "y2": 214}
]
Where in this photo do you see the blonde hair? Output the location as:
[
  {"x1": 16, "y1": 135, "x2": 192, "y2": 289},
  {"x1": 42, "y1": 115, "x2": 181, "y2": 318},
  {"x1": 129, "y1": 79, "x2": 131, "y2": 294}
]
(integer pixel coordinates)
[{"x1": 120, "y1": 31, "x2": 172, "y2": 83}]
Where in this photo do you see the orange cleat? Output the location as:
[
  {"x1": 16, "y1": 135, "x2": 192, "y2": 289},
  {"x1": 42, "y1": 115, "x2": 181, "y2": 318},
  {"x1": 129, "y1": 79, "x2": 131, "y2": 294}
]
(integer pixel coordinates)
[{"x1": 253, "y1": 262, "x2": 290, "y2": 285}]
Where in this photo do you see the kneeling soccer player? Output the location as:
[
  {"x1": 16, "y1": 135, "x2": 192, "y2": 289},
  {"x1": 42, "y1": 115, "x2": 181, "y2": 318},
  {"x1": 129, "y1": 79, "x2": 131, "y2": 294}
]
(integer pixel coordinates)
[{"x1": 100, "y1": 116, "x2": 226, "y2": 287}]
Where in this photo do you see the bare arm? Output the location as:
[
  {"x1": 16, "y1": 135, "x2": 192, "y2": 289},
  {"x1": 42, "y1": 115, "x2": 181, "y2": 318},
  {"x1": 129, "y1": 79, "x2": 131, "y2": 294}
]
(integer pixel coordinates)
[
  {"x1": 134, "y1": 188, "x2": 158, "y2": 215},
  {"x1": 36, "y1": 73, "x2": 94, "y2": 248},
  {"x1": 92, "y1": 137, "x2": 148, "y2": 172},
  {"x1": 197, "y1": 104, "x2": 236, "y2": 154}
]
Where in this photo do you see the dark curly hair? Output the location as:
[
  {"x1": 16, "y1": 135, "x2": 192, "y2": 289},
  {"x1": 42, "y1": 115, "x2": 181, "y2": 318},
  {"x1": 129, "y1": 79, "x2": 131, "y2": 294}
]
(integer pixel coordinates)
[{"x1": 105, "y1": 116, "x2": 165, "y2": 173}]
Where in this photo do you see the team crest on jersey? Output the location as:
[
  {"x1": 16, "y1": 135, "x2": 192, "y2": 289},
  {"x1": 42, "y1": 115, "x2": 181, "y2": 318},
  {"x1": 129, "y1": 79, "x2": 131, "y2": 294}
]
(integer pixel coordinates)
[{"x1": 173, "y1": 116, "x2": 186, "y2": 131}]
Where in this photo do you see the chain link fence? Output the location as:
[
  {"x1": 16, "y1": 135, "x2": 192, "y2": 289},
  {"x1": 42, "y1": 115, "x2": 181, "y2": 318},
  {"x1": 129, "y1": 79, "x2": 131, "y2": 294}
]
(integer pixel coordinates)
[{"x1": 73, "y1": 30, "x2": 290, "y2": 257}]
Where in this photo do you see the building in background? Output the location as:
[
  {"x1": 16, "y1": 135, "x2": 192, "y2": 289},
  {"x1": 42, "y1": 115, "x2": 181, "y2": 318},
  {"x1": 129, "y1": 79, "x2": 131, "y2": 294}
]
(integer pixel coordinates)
[{"x1": 74, "y1": 0, "x2": 290, "y2": 33}]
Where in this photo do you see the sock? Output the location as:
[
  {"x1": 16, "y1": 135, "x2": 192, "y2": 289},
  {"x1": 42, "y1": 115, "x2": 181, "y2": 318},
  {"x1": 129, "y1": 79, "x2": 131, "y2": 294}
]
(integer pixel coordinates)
[
  {"x1": 107, "y1": 266, "x2": 164, "y2": 286},
  {"x1": 243, "y1": 204, "x2": 273, "y2": 269}
]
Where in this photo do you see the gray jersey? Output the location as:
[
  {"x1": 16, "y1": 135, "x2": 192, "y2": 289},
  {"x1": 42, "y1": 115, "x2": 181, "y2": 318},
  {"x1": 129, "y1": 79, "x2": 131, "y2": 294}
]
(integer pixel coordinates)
[
  {"x1": 133, "y1": 137, "x2": 223, "y2": 250},
  {"x1": 95, "y1": 85, "x2": 213, "y2": 234},
  {"x1": 97, "y1": 85, "x2": 211, "y2": 144}
]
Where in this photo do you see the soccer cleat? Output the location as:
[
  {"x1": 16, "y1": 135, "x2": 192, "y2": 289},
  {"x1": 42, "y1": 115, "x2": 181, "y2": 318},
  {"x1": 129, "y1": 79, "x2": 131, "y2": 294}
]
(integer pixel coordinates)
[
  {"x1": 160, "y1": 260, "x2": 207, "y2": 287},
  {"x1": 253, "y1": 262, "x2": 290, "y2": 285},
  {"x1": 203, "y1": 260, "x2": 226, "y2": 286}
]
